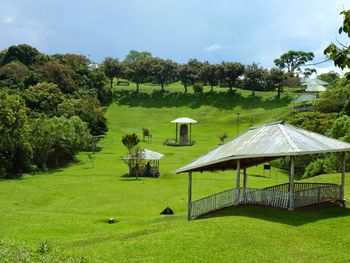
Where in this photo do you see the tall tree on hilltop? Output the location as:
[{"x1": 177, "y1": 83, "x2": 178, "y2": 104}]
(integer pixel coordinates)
[
  {"x1": 274, "y1": 50, "x2": 314, "y2": 74},
  {"x1": 123, "y1": 50, "x2": 152, "y2": 65},
  {"x1": 102, "y1": 57, "x2": 123, "y2": 89}
]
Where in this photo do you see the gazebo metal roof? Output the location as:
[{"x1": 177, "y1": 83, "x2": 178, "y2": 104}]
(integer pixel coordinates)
[
  {"x1": 302, "y1": 79, "x2": 329, "y2": 86},
  {"x1": 171, "y1": 117, "x2": 197, "y2": 124},
  {"x1": 124, "y1": 149, "x2": 164, "y2": 161},
  {"x1": 176, "y1": 122, "x2": 350, "y2": 173},
  {"x1": 291, "y1": 94, "x2": 317, "y2": 104}
]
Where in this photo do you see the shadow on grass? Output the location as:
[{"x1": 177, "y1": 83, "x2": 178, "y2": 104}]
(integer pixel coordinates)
[
  {"x1": 114, "y1": 90, "x2": 292, "y2": 110},
  {"x1": 196, "y1": 203, "x2": 350, "y2": 226}
]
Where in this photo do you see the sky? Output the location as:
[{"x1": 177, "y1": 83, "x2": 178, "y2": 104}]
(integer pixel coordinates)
[{"x1": 1, "y1": 0, "x2": 349, "y2": 74}]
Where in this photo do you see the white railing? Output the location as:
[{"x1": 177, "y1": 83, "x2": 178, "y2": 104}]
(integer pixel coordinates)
[{"x1": 189, "y1": 183, "x2": 341, "y2": 219}]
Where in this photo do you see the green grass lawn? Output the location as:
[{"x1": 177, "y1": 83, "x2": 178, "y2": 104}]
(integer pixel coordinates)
[{"x1": 1, "y1": 84, "x2": 350, "y2": 262}]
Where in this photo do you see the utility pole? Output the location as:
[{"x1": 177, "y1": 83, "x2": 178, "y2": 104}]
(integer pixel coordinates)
[{"x1": 236, "y1": 112, "x2": 240, "y2": 136}]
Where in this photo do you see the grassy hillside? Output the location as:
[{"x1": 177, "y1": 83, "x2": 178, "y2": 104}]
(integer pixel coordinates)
[{"x1": 1, "y1": 83, "x2": 349, "y2": 262}]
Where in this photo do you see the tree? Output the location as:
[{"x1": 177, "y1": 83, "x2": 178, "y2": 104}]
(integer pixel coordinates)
[
  {"x1": 243, "y1": 63, "x2": 268, "y2": 96},
  {"x1": 121, "y1": 133, "x2": 140, "y2": 152},
  {"x1": 201, "y1": 62, "x2": 219, "y2": 93},
  {"x1": 267, "y1": 68, "x2": 286, "y2": 99},
  {"x1": 30, "y1": 116, "x2": 91, "y2": 169},
  {"x1": 88, "y1": 68, "x2": 111, "y2": 104},
  {"x1": 37, "y1": 61, "x2": 77, "y2": 93},
  {"x1": 125, "y1": 59, "x2": 150, "y2": 92},
  {"x1": 0, "y1": 92, "x2": 32, "y2": 178},
  {"x1": 102, "y1": 57, "x2": 123, "y2": 89},
  {"x1": 0, "y1": 61, "x2": 30, "y2": 89},
  {"x1": 178, "y1": 63, "x2": 196, "y2": 93},
  {"x1": 219, "y1": 62, "x2": 245, "y2": 93},
  {"x1": 274, "y1": 50, "x2": 314, "y2": 73},
  {"x1": 57, "y1": 98, "x2": 107, "y2": 136},
  {"x1": 2, "y1": 44, "x2": 42, "y2": 66},
  {"x1": 324, "y1": 10, "x2": 350, "y2": 78},
  {"x1": 318, "y1": 71, "x2": 340, "y2": 84},
  {"x1": 150, "y1": 58, "x2": 178, "y2": 92},
  {"x1": 124, "y1": 50, "x2": 152, "y2": 65},
  {"x1": 24, "y1": 82, "x2": 64, "y2": 115}
]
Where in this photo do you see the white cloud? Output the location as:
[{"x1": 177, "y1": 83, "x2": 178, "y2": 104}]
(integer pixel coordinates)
[{"x1": 0, "y1": 4, "x2": 53, "y2": 51}]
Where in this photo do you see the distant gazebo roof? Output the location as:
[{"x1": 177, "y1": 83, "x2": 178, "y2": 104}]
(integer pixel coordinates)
[
  {"x1": 302, "y1": 79, "x2": 328, "y2": 92},
  {"x1": 291, "y1": 94, "x2": 317, "y2": 104},
  {"x1": 171, "y1": 117, "x2": 197, "y2": 124},
  {"x1": 123, "y1": 149, "x2": 164, "y2": 161}
]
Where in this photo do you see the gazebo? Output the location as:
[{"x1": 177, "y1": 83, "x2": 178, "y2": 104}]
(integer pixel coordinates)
[
  {"x1": 164, "y1": 117, "x2": 197, "y2": 146},
  {"x1": 124, "y1": 149, "x2": 164, "y2": 177},
  {"x1": 291, "y1": 94, "x2": 317, "y2": 111},
  {"x1": 176, "y1": 121, "x2": 350, "y2": 220},
  {"x1": 302, "y1": 79, "x2": 328, "y2": 92}
]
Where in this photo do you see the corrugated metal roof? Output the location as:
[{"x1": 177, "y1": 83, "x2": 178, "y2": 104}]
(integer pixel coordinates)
[
  {"x1": 291, "y1": 94, "x2": 317, "y2": 103},
  {"x1": 171, "y1": 117, "x2": 197, "y2": 123},
  {"x1": 176, "y1": 122, "x2": 350, "y2": 173},
  {"x1": 124, "y1": 149, "x2": 164, "y2": 161},
  {"x1": 302, "y1": 79, "x2": 328, "y2": 86}
]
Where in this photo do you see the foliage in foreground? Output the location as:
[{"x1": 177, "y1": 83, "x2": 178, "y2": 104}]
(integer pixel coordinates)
[{"x1": 0, "y1": 238, "x2": 87, "y2": 263}]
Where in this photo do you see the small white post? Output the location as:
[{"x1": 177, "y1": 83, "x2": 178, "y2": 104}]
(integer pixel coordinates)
[
  {"x1": 288, "y1": 156, "x2": 295, "y2": 211},
  {"x1": 243, "y1": 168, "x2": 247, "y2": 189},
  {"x1": 188, "y1": 171, "x2": 192, "y2": 220},
  {"x1": 243, "y1": 168, "x2": 247, "y2": 202},
  {"x1": 341, "y1": 153, "x2": 346, "y2": 201},
  {"x1": 236, "y1": 160, "x2": 241, "y2": 202}
]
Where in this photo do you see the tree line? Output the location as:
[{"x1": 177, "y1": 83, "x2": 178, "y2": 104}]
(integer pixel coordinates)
[
  {"x1": 102, "y1": 49, "x2": 316, "y2": 98},
  {"x1": 0, "y1": 44, "x2": 111, "y2": 178}
]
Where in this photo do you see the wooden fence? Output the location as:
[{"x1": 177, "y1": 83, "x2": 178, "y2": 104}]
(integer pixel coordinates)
[{"x1": 189, "y1": 183, "x2": 341, "y2": 219}]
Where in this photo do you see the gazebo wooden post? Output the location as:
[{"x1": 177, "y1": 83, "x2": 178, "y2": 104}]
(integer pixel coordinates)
[
  {"x1": 341, "y1": 153, "x2": 346, "y2": 201},
  {"x1": 175, "y1": 123, "x2": 178, "y2": 143},
  {"x1": 243, "y1": 168, "x2": 247, "y2": 201},
  {"x1": 188, "y1": 171, "x2": 192, "y2": 220},
  {"x1": 236, "y1": 160, "x2": 241, "y2": 201},
  {"x1": 191, "y1": 123, "x2": 193, "y2": 143},
  {"x1": 288, "y1": 156, "x2": 295, "y2": 211}
]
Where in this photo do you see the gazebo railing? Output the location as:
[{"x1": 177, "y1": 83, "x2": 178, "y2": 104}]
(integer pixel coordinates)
[
  {"x1": 189, "y1": 183, "x2": 342, "y2": 219},
  {"x1": 294, "y1": 184, "x2": 341, "y2": 208}
]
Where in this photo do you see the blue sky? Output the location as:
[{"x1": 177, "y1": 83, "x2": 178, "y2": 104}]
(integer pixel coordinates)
[{"x1": 1, "y1": 0, "x2": 349, "y2": 72}]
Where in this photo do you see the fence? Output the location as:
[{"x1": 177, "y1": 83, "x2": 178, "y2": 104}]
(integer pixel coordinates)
[{"x1": 189, "y1": 183, "x2": 341, "y2": 219}]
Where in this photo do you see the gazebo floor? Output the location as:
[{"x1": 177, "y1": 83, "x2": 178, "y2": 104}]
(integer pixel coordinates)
[
  {"x1": 190, "y1": 183, "x2": 342, "y2": 220},
  {"x1": 163, "y1": 139, "x2": 195, "y2": 146}
]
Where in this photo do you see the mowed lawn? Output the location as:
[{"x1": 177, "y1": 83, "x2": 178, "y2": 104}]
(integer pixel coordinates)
[{"x1": 1, "y1": 85, "x2": 350, "y2": 262}]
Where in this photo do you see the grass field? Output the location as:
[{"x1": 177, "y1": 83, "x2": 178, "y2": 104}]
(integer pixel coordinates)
[{"x1": 1, "y1": 83, "x2": 350, "y2": 262}]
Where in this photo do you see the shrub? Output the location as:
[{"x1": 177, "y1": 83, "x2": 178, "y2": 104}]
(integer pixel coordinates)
[
  {"x1": 121, "y1": 133, "x2": 140, "y2": 152},
  {"x1": 303, "y1": 159, "x2": 327, "y2": 178},
  {"x1": 192, "y1": 82, "x2": 203, "y2": 95},
  {"x1": 142, "y1": 128, "x2": 150, "y2": 141}
]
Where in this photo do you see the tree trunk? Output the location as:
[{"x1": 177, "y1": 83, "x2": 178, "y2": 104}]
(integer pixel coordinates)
[
  {"x1": 184, "y1": 85, "x2": 187, "y2": 94},
  {"x1": 252, "y1": 89, "x2": 255, "y2": 96},
  {"x1": 161, "y1": 83, "x2": 165, "y2": 92},
  {"x1": 277, "y1": 85, "x2": 281, "y2": 99},
  {"x1": 136, "y1": 83, "x2": 139, "y2": 93},
  {"x1": 110, "y1": 78, "x2": 113, "y2": 89},
  {"x1": 210, "y1": 85, "x2": 213, "y2": 93}
]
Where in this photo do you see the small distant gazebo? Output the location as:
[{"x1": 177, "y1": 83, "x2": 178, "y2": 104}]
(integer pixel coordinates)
[
  {"x1": 123, "y1": 149, "x2": 164, "y2": 177},
  {"x1": 164, "y1": 117, "x2": 197, "y2": 146},
  {"x1": 177, "y1": 121, "x2": 350, "y2": 220},
  {"x1": 291, "y1": 93, "x2": 317, "y2": 111},
  {"x1": 302, "y1": 79, "x2": 328, "y2": 93}
]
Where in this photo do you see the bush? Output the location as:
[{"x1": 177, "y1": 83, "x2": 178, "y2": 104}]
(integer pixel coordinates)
[
  {"x1": 303, "y1": 159, "x2": 327, "y2": 178},
  {"x1": 192, "y1": 82, "x2": 203, "y2": 95}
]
